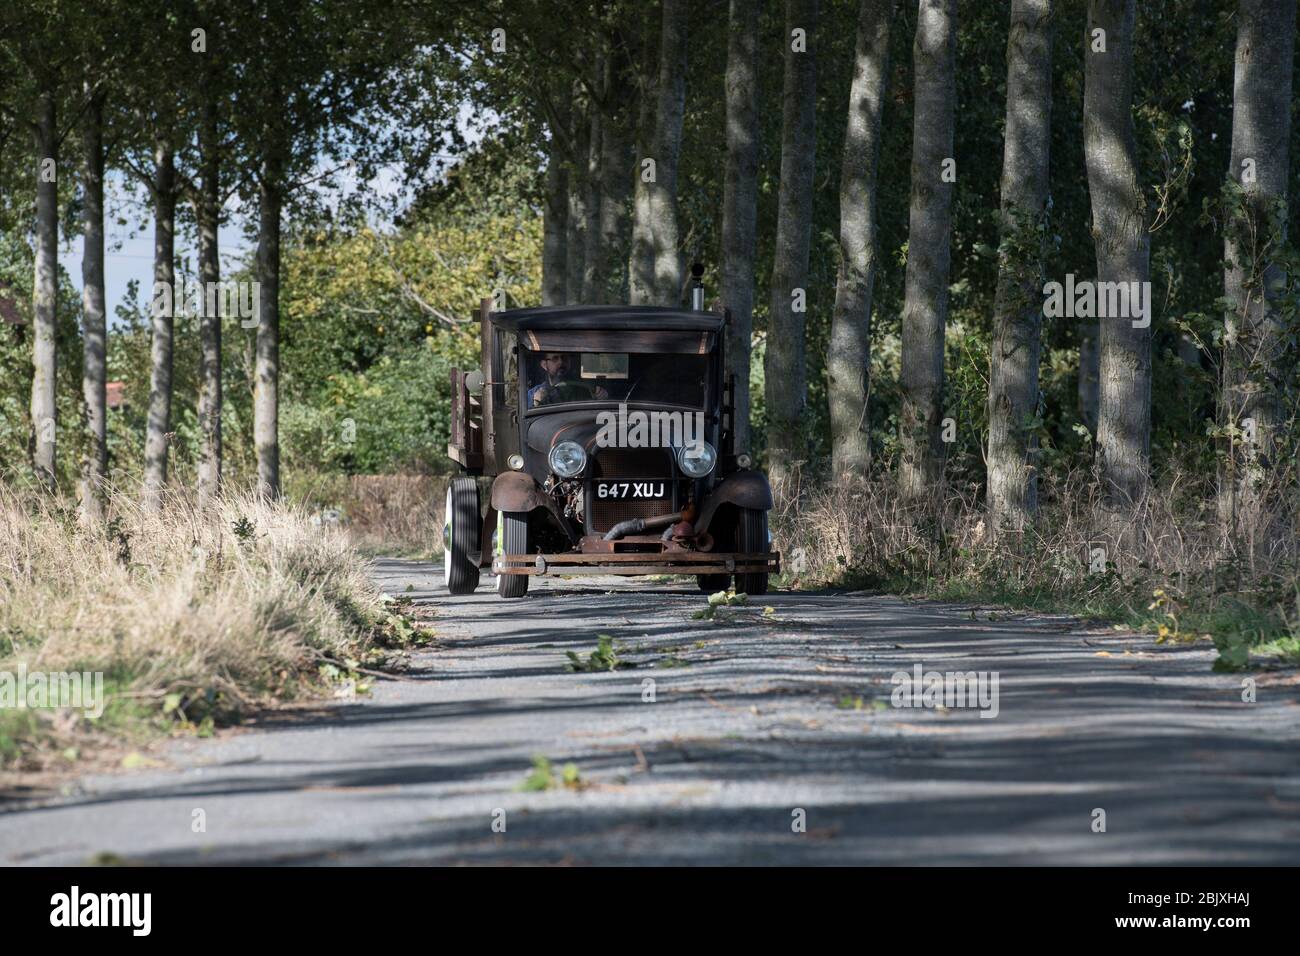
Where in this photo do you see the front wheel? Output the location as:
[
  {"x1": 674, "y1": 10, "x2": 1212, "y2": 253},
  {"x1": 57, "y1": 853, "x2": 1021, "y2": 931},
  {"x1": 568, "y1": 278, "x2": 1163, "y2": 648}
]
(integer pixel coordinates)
[
  {"x1": 495, "y1": 511, "x2": 530, "y2": 599},
  {"x1": 443, "y1": 477, "x2": 481, "y2": 594},
  {"x1": 735, "y1": 507, "x2": 769, "y2": 596}
]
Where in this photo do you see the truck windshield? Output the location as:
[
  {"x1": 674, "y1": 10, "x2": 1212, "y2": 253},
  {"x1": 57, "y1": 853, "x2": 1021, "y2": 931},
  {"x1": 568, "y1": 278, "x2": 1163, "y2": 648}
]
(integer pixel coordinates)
[{"x1": 525, "y1": 350, "x2": 707, "y2": 409}]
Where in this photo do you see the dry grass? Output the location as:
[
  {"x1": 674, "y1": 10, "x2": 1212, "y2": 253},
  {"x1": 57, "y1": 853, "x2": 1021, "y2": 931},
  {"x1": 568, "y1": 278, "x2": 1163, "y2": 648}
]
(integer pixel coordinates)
[
  {"x1": 772, "y1": 466, "x2": 1300, "y2": 668},
  {"x1": 287, "y1": 472, "x2": 445, "y2": 557},
  {"x1": 0, "y1": 484, "x2": 407, "y2": 772}
]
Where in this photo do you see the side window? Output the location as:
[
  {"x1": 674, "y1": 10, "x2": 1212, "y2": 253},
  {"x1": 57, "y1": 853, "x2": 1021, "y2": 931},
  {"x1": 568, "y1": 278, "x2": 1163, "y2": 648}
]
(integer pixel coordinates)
[{"x1": 499, "y1": 331, "x2": 518, "y2": 408}]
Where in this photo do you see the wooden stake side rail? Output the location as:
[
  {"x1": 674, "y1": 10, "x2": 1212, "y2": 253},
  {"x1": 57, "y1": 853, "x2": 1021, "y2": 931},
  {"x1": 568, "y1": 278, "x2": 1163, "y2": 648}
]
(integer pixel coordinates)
[{"x1": 492, "y1": 551, "x2": 781, "y2": 576}]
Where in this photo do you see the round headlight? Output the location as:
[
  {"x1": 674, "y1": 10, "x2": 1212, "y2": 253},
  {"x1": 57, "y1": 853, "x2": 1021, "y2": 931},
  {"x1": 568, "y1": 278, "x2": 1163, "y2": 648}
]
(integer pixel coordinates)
[
  {"x1": 677, "y1": 441, "x2": 717, "y2": 478},
  {"x1": 507, "y1": 453, "x2": 524, "y2": 471},
  {"x1": 548, "y1": 440, "x2": 587, "y2": 478},
  {"x1": 736, "y1": 452, "x2": 753, "y2": 469}
]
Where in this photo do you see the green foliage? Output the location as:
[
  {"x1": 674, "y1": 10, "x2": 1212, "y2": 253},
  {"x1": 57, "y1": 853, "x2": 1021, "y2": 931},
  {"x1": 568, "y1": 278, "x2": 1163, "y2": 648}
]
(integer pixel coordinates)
[
  {"x1": 565, "y1": 634, "x2": 624, "y2": 672},
  {"x1": 517, "y1": 755, "x2": 583, "y2": 792}
]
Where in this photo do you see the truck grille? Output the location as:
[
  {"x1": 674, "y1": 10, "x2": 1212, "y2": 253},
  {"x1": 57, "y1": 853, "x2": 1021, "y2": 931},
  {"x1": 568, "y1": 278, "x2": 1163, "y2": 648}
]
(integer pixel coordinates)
[{"x1": 588, "y1": 447, "x2": 675, "y2": 533}]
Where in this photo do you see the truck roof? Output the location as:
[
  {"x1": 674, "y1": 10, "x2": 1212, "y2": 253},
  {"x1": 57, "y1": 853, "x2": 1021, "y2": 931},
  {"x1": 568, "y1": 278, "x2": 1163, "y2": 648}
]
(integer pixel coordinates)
[{"x1": 490, "y1": 305, "x2": 726, "y2": 333}]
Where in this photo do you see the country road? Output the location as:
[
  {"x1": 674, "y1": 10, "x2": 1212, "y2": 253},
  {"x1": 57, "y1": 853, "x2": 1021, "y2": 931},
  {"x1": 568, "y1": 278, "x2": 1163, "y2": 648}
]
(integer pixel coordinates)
[{"x1": 3, "y1": 558, "x2": 1299, "y2": 865}]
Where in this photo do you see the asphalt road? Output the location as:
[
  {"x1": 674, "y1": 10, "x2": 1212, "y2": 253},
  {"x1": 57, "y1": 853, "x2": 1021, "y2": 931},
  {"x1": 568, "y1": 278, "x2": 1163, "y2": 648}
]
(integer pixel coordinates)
[{"x1": 3, "y1": 558, "x2": 1299, "y2": 865}]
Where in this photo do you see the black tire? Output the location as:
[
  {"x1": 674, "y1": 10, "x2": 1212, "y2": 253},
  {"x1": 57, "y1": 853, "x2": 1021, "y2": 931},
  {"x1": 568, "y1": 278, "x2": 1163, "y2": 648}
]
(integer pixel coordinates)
[
  {"x1": 735, "y1": 507, "x2": 769, "y2": 596},
  {"x1": 496, "y1": 511, "x2": 530, "y2": 599},
  {"x1": 443, "y1": 477, "x2": 481, "y2": 595},
  {"x1": 697, "y1": 573, "x2": 731, "y2": 594}
]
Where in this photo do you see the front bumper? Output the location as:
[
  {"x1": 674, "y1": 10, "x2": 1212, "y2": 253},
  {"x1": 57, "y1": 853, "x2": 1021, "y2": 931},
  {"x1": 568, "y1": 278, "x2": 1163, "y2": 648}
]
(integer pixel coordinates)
[{"x1": 492, "y1": 550, "x2": 781, "y2": 577}]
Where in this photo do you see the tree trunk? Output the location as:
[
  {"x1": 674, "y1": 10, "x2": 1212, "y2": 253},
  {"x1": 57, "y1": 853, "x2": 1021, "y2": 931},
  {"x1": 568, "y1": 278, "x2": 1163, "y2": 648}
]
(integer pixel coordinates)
[
  {"x1": 255, "y1": 175, "x2": 282, "y2": 499},
  {"x1": 628, "y1": 54, "x2": 658, "y2": 306},
  {"x1": 565, "y1": 86, "x2": 589, "y2": 304},
  {"x1": 1217, "y1": 0, "x2": 1296, "y2": 537},
  {"x1": 30, "y1": 89, "x2": 58, "y2": 491},
  {"x1": 597, "y1": 48, "x2": 633, "y2": 304},
  {"x1": 898, "y1": 0, "x2": 957, "y2": 501},
  {"x1": 196, "y1": 95, "x2": 222, "y2": 507},
  {"x1": 581, "y1": 87, "x2": 604, "y2": 303},
  {"x1": 764, "y1": 0, "x2": 819, "y2": 492},
  {"x1": 1084, "y1": 0, "x2": 1150, "y2": 507},
  {"x1": 542, "y1": 113, "x2": 569, "y2": 306},
  {"x1": 829, "y1": 0, "x2": 892, "y2": 479},
  {"x1": 142, "y1": 144, "x2": 176, "y2": 512},
  {"x1": 721, "y1": 0, "x2": 761, "y2": 456},
  {"x1": 648, "y1": 0, "x2": 687, "y2": 305},
  {"x1": 987, "y1": 0, "x2": 1053, "y2": 531},
  {"x1": 80, "y1": 89, "x2": 107, "y2": 521}
]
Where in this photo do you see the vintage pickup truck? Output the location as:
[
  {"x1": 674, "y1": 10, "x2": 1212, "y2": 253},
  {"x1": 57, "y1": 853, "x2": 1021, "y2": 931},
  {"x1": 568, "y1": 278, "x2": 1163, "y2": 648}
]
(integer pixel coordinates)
[{"x1": 445, "y1": 286, "x2": 778, "y2": 599}]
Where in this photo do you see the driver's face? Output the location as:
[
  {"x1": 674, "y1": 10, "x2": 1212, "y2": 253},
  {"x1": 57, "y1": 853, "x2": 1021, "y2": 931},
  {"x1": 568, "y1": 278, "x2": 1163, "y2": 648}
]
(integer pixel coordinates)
[{"x1": 540, "y1": 353, "x2": 567, "y2": 378}]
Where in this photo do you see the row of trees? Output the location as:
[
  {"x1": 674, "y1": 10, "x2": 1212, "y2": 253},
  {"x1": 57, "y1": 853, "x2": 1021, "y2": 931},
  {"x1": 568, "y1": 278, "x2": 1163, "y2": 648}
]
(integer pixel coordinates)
[
  {"x1": 1, "y1": 0, "x2": 414, "y2": 510},
  {"x1": 522, "y1": 0, "x2": 1296, "y2": 538},
  {"x1": 0, "y1": 0, "x2": 1296, "y2": 546}
]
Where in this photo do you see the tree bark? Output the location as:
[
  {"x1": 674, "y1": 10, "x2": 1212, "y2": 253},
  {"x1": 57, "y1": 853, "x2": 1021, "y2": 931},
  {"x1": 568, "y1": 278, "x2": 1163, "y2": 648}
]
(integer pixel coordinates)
[
  {"x1": 1217, "y1": 0, "x2": 1296, "y2": 536},
  {"x1": 628, "y1": 51, "x2": 658, "y2": 306},
  {"x1": 255, "y1": 174, "x2": 282, "y2": 499},
  {"x1": 565, "y1": 86, "x2": 589, "y2": 304},
  {"x1": 196, "y1": 94, "x2": 223, "y2": 507},
  {"x1": 597, "y1": 47, "x2": 633, "y2": 304},
  {"x1": 829, "y1": 0, "x2": 892, "y2": 479},
  {"x1": 581, "y1": 85, "x2": 604, "y2": 303},
  {"x1": 898, "y1": 0, "x2": 957, "y2": 501},
  {"x1": 30, "y1": 89, "x2": 58, "y2": 491},
  {"x1": 764, "y1": 0, "x2": 819, "y2": 492},
  {"x1": 987, "y1": 0, "x2": 1053, "y2": 531},
  {"x1": 80, "y1": 89, "x2": 107, "y2": 521},
  {"x1": 142, "y1": 144, "x2": 176, "y2": 512},
  {"x1": 1084, "y1": 0, "x2": 1151, "y2": 507},
  {"x1": 542, "y1": 110, "x2": 569, "y2": 307},
  {"x1": 648, "y1": 0, "x2": 687, "y2": 305},
  {"x1": 722, "y1": 0, "x2": 761, "y2": 456}
]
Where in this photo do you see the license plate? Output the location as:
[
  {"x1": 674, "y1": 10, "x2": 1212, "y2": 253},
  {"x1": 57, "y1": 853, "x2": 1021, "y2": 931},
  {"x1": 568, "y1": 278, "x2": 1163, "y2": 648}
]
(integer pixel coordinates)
[{"x1": 593, "y1": 480, "x2": 668, "y2": 500}]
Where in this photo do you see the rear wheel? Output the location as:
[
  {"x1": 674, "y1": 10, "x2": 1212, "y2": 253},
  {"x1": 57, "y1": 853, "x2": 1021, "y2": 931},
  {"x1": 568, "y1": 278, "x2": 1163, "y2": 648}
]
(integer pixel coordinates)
[
  {"x1": 735, "y1": 507, "x2": 769, "y2": 596},
  {"x1": 495, "y1": 511, "x2": 530, "y2": 599},
  {"x1": 443, "y1": 477, "x2": 481, "y2": 595}
]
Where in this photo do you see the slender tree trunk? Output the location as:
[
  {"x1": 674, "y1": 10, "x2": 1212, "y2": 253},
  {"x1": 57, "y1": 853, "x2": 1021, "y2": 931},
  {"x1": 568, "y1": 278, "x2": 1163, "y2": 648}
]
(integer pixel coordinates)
[
  {"x1": 196, "y1": 96, "x2": 222, "y2": 507},
  {"x1": 255, "y1": 174, "x2": 282, "y2": 499},
  {"x1": 1217, "y1": 0, "x2": 1296, "y2": 537},
  {"x1": 765, "y1": 0, "x2": 819, "y2": 492},
  {"x1": 722, "y1": 0, "x2": 760, "y2": 455},
  {"x1": 648, "y1": 0, "x2": 687, "y2": 305},
  {"x1": 628, "y1": 55, "x2": 658, "y2": 306},
  {"x1": 581, "y1": 87, "x2": 604, "y2": 303},
  {"x1": 542, "y1": 113, "x2": 569, "y2": 306},
  {"x1": 565, "y1": 87, "x2": 589, "y2": 304},
  {"x1": 898, "y1": 0, "x2": 957, "y2": 500},
  {"x1": 597, "y1": 48, "x2": 633, "y2": 304},
  {"x1": 79, "y1": 89, "x2": 107, "y2": 521},
  {"x1": 30, "y1": 89, "x2": 58, "y2": 491},
  {"x1": 142, "y1": 145, "x2": 176, "y2": 512},
  {"x1": 1084, "y1": 0, "x2": 1150, "y2": 507},
  {"x1": 829, "y1": 0, "x2": 892, "y2": 479},
  {"x1": 987, "y1": 0, "x2": 1053, "y2": 531}
]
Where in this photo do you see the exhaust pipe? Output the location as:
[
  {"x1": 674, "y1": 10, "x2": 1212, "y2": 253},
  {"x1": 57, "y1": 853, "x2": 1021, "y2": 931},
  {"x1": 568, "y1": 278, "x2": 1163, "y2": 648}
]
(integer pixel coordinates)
[{"x1": 603, "y1": 510, "x2": 684, "y2": 541}]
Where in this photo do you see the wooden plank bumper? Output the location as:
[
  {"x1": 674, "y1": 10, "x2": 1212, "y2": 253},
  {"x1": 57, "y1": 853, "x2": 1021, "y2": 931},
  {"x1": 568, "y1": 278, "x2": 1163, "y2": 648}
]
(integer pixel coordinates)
[{"x1": 492, "y1": 550, "x2": 781, "y2": 577}]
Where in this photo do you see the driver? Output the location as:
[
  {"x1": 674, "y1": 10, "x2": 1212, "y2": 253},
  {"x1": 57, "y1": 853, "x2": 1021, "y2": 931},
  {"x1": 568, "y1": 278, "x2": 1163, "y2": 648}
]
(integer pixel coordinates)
[{"x1": 528, "y1": 352, "x2": 609, "y2": 407}]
